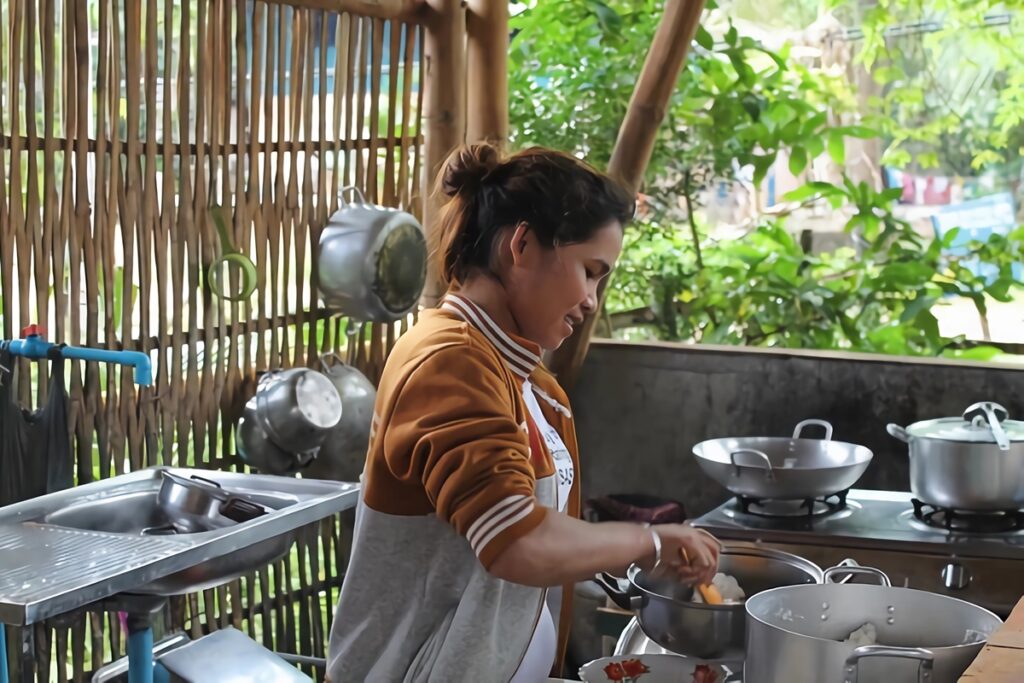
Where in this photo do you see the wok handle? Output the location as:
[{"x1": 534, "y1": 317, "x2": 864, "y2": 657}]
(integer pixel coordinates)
[
  {"x1": 824, "y1": 565, "x2": 891, "y2": 587},
  {"x1": 886, "y1": 423, "x2": 911, "y2": 444},
  {"x1": 843, "y1": 645, "x2": 934, "y2": 683},
  {"x1": 792, "y1": 419, "x2": 834, "y2": 441},
  {"x1": 592, "y1": 573, "x2": 645, "y2": 612},
  {"x1": 729, "y1": 449, "x2": 774, "y2": 480}
]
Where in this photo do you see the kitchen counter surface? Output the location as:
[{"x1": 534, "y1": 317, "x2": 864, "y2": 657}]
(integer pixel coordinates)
[{"x1": 960, "y1": 596, "x2": 1024, "y2": 681}]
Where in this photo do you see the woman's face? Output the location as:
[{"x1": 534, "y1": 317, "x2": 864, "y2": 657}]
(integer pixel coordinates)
[{"x1": 504, "y1": 220, "x2": 624, "y2": 350}]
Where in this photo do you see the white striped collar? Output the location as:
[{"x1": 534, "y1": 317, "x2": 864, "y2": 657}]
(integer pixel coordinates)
[{"x1": 440, "y1": 293, "x2": 542, "y2": 382}]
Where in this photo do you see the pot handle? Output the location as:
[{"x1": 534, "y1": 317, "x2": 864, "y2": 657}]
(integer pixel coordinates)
[
  {"x1": 792, "y1": 419, "x2": 834, "y2": 441},
  {"x1": 592, "y1": 573, "x2": 645, "y2": 612},
  {"x1": 886, "y1": 423, "x2": 911, "y2": 444},
  {"x1": 320, "y1": 351, "x2": 350, "y2": 372},
  {"x1": 729, "y1": 449, "x2": 774, "y2": 480},
  {"x1": 843, "y1": 645, "x2": 934, "y2": 683},
  {"x1": 963, "y1": 401, "x2": 1011, "y2": 451},
  {"x1": 823, "y1": 565, "x2": 892, "y2": 587},
  {"x1": 338, "y1": 185, "x2": 368, "y2": 207}
]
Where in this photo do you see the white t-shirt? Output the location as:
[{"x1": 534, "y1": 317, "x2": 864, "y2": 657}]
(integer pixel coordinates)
[{"x1": 510, "y1": 383, "x2": 574, "y2": 682}]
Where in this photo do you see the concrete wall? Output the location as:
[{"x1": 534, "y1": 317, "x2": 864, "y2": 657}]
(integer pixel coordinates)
[{"x1": 569, "y1": 340, "x2": 1024, "y2": 517}]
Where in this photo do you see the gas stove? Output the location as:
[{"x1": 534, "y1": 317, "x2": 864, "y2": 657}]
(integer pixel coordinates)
[{"x1": 692, "y1": 488, "x2": 1024, "y2": 616}]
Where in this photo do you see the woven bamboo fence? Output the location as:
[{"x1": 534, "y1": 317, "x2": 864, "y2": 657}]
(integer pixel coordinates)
[{"x1": 0, "y1": 0, "x2": 424, "y2": 678}]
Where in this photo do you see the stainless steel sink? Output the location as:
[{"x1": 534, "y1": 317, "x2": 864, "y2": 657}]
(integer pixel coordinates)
[{"x1": 0, "y1": 467, "x2": 359, "y2": 625}]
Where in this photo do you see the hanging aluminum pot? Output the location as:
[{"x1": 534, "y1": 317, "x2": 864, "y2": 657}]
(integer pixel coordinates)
[
  {"x1": 238, "y1": 368, "x2": 343, "y2": 475},
  {"x1": 887, "y1": 401, "x2": 1024, "y2": 510},
  {"x1": 317, "y1": 187, "x2": 428, "y2": 322},
  {"x1": 303, "y1": 353, "x2": 377, "y2": 482}
]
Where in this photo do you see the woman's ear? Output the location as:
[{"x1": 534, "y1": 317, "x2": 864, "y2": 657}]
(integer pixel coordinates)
[{"x1": 509, "y1": 222, "x2": 532, "y2": 266}]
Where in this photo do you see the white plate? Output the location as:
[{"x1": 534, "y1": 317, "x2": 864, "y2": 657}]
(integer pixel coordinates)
[{"x1": 579, "y1": 654, "x2": 739, "y2": 682}]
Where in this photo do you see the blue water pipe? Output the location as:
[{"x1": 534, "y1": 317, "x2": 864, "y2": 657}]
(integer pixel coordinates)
[
  {"x1": 127, "y1": 618, "x2": 154, "y2": 683},
  {"x1": 1, "y1": 326, "x2": 152, "y2": 386},
  {"x1": 0, "y1": 623, "x2": 8, "y2": 683}
]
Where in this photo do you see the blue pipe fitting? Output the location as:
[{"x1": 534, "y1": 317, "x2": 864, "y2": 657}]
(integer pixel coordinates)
[{"x1": 2, "y1": 327, "x2": 152, "y2": 386}]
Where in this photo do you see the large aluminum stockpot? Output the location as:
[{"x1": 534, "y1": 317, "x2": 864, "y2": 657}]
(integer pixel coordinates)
[{"x1": 744, "y1": 566, "x2": 1002, "y2": 683}]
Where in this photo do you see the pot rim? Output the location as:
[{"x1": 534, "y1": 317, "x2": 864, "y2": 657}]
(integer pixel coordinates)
[
  {"x1": 745, "y1": 583, "x2": 1001, "y2": 651},
  {"x1": 902, "y1": 416, "x2": 1024, "y2": 445},
  {"x1": 625, "y1": 544, "x2": 824, "y2": 611}
]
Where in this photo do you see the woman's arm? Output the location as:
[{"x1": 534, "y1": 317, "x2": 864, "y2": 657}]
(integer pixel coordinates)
[{"x1": 488, "y1": 511, "x2": 720, "y2": 587}]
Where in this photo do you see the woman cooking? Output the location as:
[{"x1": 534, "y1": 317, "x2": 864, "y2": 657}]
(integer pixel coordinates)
[{"x1": 326, "y1": 143, "x2": 721, "y2": 682}]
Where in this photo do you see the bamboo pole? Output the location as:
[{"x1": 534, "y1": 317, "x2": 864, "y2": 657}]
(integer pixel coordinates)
[
  {"x1": 420, "y1": 0, "x2": 466, "y2": 305},
  {"x1": 465, "y1": 0, "x2": 507, "y2": 146},
  {"x1": 264, "y1": 0, "x2": 425, "y2": 22},
  {"x1": 548, "y1": 0, "x2": 706, "y2": 386}
]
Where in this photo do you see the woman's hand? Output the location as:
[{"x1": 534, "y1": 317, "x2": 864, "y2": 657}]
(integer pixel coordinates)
[{"x1": 644, "y1": 524, "x2": 721, "y2": 586}]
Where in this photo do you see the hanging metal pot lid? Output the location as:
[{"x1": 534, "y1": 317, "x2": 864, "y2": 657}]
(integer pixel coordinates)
[{"x1": 904, "y1": 402, "x2": 1024, "y2": 449}]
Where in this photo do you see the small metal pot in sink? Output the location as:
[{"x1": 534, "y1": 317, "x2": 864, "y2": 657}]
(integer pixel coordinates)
[
  {"x1": 593, "y1": 544, "x2": 823, "y2": 660},
  {"x1": 888, "y1": 401, "x2": 1024, "y2": 510},
  {"x1": 744, "y1": 565, "x2": 1002, "y2": 683},
  {"x1": 155, "y1": 471, "x2": 269, "y2": 533}
]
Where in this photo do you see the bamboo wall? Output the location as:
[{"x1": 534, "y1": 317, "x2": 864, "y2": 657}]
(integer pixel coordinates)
[{"x1": 0, "y1": 0, "x2": 423, "y2": 679}]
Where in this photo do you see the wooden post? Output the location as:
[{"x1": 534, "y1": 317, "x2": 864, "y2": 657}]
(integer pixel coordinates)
[
  {"x1": 420, "y1": 0, "x2": 467, "y2": 306},
  {"x1": 466, "y1": 0, "x2": 509, "y2": 147},
  {"x1": 548, "y1": 0, "x2": 707, "y2": 386}
]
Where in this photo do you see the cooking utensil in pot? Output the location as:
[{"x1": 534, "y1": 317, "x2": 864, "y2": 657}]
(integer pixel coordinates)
[
  {"x1": 593, "y1": 544, "x2": 823, "y2": 660},
  {"x1": 964, "y1": 401, "x2": 1011, "y2": 450},
  {"x1": 681, "y1": 546, "x2": 724, "y2": 605},
  {"x1": 318, "y1": 187, "x2": 427, "y2": 322},
  {"x1": 693, "y1": 420, "x2": 873, "y2": 500},
  {"x1": 887, "y1": 401, "x2": 1024, "y2": 510},
  {"x1": 744, "y1": 564, "x2": 1002, "y2": 683}
]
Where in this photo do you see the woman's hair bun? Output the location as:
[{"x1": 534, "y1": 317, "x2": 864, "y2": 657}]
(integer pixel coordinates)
[{"x1": 440, "y1": 143, "x2": 501, "y2": 198}]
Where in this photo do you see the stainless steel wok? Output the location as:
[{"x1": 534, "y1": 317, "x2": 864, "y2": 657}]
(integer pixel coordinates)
[{"x1": 693, "y1": 420, "x2": 873, "y2": 500}]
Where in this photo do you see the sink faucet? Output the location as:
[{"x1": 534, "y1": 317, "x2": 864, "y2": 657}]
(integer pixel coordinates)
[{"x1": 2, "y1": 325, "x2": 153, "y2": 386}]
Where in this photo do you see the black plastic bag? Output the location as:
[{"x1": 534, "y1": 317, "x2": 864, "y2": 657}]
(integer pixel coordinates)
[{"x1": 0, "y1": 350, "x2": 73, "y2": 507}]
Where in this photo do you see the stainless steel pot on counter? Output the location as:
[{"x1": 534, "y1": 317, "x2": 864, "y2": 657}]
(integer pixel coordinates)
[
  {"x1": 693, "y1": 420, "x2": 873, "y2": 500},
  {"x1": 594, "y1": 544, "x2": 823, "y2": 660},
  {"x1": 888, "y1": 401, "x2": 1024, "y2": 510},
  {"x1": 744, "y1": 566, "x2": 1002, "y2": 683}
]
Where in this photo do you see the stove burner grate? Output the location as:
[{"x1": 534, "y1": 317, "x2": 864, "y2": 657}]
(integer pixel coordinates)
[
  {"x1": 911, "y1": 499, "x2": 1024, "y2": 533},
  {"x1": 735, "y1": 489, "x2": 849, "y2": 518}
]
